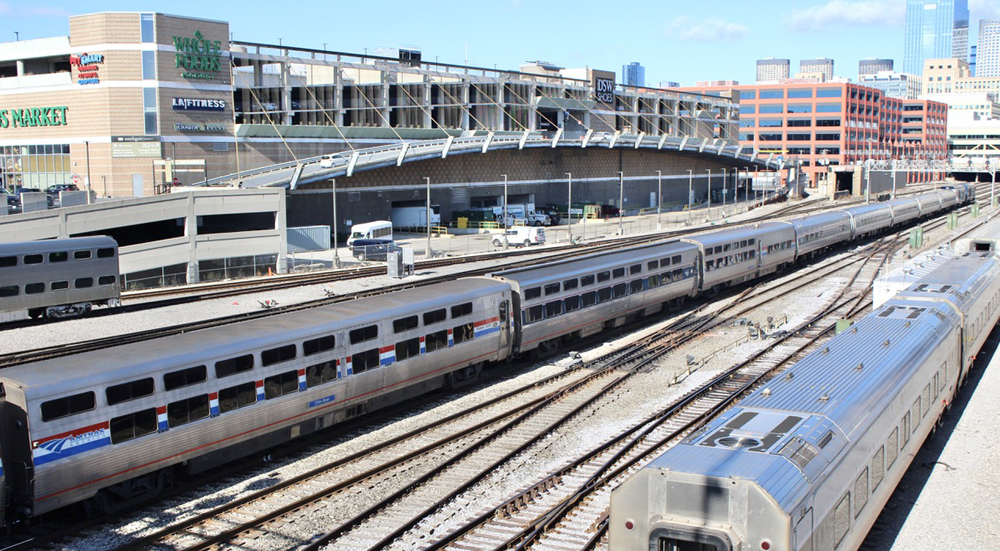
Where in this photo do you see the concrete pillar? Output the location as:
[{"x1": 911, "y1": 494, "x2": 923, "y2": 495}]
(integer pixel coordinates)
[
  {"x1": 185, "y1": 193, "x2": 200, "y2": 284},
  {"x1": 16, "y1": 60, "x2": 24, "y2": 76}
]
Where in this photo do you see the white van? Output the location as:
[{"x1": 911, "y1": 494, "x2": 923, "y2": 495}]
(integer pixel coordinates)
[
  {"x1": 492, "y1": 226, "x2": 545, "y2": 248},
  {"x1": 347, "y1": 220, "x2": 393, "y2": 246}
]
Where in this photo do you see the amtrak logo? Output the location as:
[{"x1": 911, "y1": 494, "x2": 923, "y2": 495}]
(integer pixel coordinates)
[{"x1": 35, "y1": 428, "x2": 108, "y2": 456}]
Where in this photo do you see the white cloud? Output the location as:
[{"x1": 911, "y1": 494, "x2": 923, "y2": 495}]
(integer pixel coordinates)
[
  {"x1": 786, "y1": 0, "x2": 904, "y2": 31},
  {"x1": 0, "y1": 3, "x2": 70, "y2": 18},
  {"x1": 971, "y1": 0, "x2": 1000, "y2": 19},
  {"x1": 666, "y1": 16, "x2": 750, "y2": 42}
]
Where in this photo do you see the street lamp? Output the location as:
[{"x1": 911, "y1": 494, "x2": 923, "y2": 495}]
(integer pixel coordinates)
[
  {"x1": 721, "y1": 167, "x2": 728, "y2": 209},
  {"x1": 656, "y1": 169, "x2": 662, "y2": 231},
  {"x1": 566, "y1": 172, "x2": 572, "y2": 244},
  {"x1": 84, "y1": 140, "x2": 92, "y2": 204},
  {"x1": 502, "y1": 174, "x2": 509, "y2": 251},
  {"x1": 331, "y1": 180, "x2": 340, "y2": 268},
  {"x1": 687, "y1": 169, "x2": 693, "y2": 222},
  {"x1": 618, "y1": 171, "x2": 624, "y2": 235},
  {"x1": 706, "y1": 169, "x2": 712, "y2": 220},
  {"x1": 425, "y1": 177, "x2": 433, "y2": 258}
]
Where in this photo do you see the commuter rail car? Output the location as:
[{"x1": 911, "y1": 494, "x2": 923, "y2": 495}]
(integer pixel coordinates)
[
  {"x1": 609, "y1": 247, "x2": 1000, "y2": 551},
  {"x1": 0, "y1": 187, "x2": 968, "y2": 526},
  {"x1": 0, "y1": 237, "x2": 120, "y2": 319}
]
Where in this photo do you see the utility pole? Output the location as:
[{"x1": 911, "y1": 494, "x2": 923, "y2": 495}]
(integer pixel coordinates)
[
  {"x1": 332, "y1": 180, "x2": 340, "y2": 268},
  {"x1": 502, "y1": 174, "x2": 509, "y2": 251},
  {"x1": 687, "y1": 169, "x2": 693, "y2": 222},
  {"x1": 656, "y1": 169, "x2": 662, "y2": 231},
  {"x1": 706, "y1": 169, "x2": 712, "y2": 220},
  {"x1": 618, "y1": 171, "x2": 624, "y2": 235},
  {"x1": 566, "y1": 172, "x2": 572, "y2": 243},
  {"x1": 425, "y1": 177, "x2": 433, "y2": 258}
]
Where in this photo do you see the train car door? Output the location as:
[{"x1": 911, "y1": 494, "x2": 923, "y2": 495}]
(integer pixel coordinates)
[
  {"x1": 794, "y1": 507, "x2": 813, "y2": 551},
  {"x1": 498, "y1": 296, "x2": 510, "y2": 354}
]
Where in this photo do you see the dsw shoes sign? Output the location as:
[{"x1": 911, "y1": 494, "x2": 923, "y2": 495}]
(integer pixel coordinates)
[{"x1": 174, "y1": 30, "x2": 223, "y2": 81}]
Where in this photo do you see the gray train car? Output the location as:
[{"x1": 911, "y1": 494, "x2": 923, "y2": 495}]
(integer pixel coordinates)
[
  {"x1": 0, "y1": 277, "x2": 511, "y2": 518},
  {"x1": 683, "y1": 222, "x2": 795, "y2": 291},
  {"x1": 915, "y1": 192, "x2": 943, "y2": 218},
  {"x1": 790, "y1": 211, "x2": 852, "y2": 260},
  {"x1": 492, "y1": 242, "x2": 699, "y2": 356},
  {"x1": 609, "y1": 252, "x2": 1000, "y2": 551},
  {"x1": 840, "y1": 203, "x2": 893, "y2": 240},
  {"x1": 0, "y1": 236, "x2": 119, "y2": 319},
  {"x1": 885, "y1": 196, "x2": 921, "y2": 227}
]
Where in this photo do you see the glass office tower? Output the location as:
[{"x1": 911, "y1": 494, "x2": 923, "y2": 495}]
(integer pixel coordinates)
[{"x1": 903, "y1": 0, "x2": 969, "y2": 76}]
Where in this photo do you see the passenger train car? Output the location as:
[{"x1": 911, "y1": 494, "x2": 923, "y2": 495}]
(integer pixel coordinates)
[
  {"x1": 0, "y1": 237, "x2": 120, "y2": 319},
  {"x1": 609, "y1": 230, "x2": 1000, "y2": 551},
  {"x1": 0, "y1": 186, "x2": 974, "y2": 526}
]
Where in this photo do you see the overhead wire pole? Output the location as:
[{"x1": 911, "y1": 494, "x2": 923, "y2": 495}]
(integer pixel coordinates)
[
  {"x1": 656, "y1": 169, "x2": 662, "y2": 231},
  {"x1": 706, "y1": 168, "x2": 712, "y2": 221},
  {"x1": 618, "y1": 171, "x2": 624, "y2": 235},
  {"x1": 566, "y1": 172, "x2": 572, "y2": 244},
  {"x1": 425, "y1": 176, "x2": 433, "y2": 259},
  {"x1": 687, "y1": 169, "x2": 693, "y2": 223},
  {"x1": 502, "y1": 174, "x2": 509, "y2": 251}
]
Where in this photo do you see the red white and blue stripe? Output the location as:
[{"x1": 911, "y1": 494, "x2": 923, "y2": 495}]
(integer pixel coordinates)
[
  {"x1": 474, "y1": 316, "x2": 501, "y2": 337},
  {"x1": 157, "y1": 406, "x2": 169, "y2": 432},
  {"x1": 379, "y1": 345, "x2": 395, "y2": 366},
  {"x1": 209, "y1": 392, "x2": 220, "y2": 417}
]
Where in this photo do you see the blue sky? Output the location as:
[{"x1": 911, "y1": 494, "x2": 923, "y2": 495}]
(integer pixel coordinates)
[{"x1": 3, "y1": 0, "x2": 1000, "y2": 86}]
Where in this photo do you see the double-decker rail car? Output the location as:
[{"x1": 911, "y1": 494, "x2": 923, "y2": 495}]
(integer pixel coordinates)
[
  {"x1": 789, "y1": 211, "x2": 852, "y2": 260},
  {"x1": 0, "y1": 237, "x2": 119, "y2": 319},
  {"x1": 0, "y1": 277, "x2": 511, "y2": 518},
  {"x1": 841, "y1": 203, "x2": 894, "y2": 240},
  {"x1": 682, "y1": 222, "x2": 795, "y2": 292},
  {"x1": 886, "y1": 196, "x2": 921, "y2": 227},
  {"x1": 609, "y1": 249, "x2": 1000, "y2": 551}
]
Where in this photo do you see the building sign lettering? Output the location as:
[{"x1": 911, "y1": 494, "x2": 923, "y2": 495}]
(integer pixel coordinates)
[
  {"x1": 175, "y1": 122, "x2": 227, "y2": 132},
  {"x1": 595, "y1": 78, "x2": 615, "y2": 104},
  {"x1": 70, "y1": 53, "x2": 104, "y2": 85},
  {"x1": 171, "y1": 97, "x2": 227, "y2": 111},
  {"x1": 0, "y1": 106, "x2": 69, "y2": 128},
  {"x1": 173, "y1": 30, "x2": 223, "y2": 80}
]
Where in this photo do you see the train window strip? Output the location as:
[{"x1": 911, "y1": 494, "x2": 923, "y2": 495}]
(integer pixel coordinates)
[
  {"x1": 25, "y1": 283, "x2": 44, "y2": 294},
  {"x1": 886, "y1": 428, "x2": 899, "y2": 468},
  {"x1": 97, "y1": 248, "x2": 115, "y2": 258},
  {"x1": 216, "y1": 354, "x2": 255, "y2": 378},
  {"x1": 629, "y1": 264, "x2": 641, "y2": 275},
  {"x1": 75, "y1": 277, "x2": 93, "y2": 289},
  {"x1": 110, "y1": 408, "x2": 157, "y2": 444},
  {"x1": 350, "y1": 324, "x2": 379, "y2": 344},
  {"x1": 49, "y1": 252, "x2": 69, "y2": 263},
  {"x1": 264, "y1": 370, "x2": 299, "y2": 399},
  {"x1": 453, "y1": 323, "x2": 474, "y2": 344},
  {"x1": 24, "y1": 254, "x2": 42, "y2": 265},
  {"x1": 545, "y1": 301, "x2": 562, "y2": 318},
  {"x1": 544, "y1": 283, "x2": 560, "y2": 296},
  {"x1": 524, "y1": 287, "x2": 541, "y2": 300},
  {"x1": 647, "y1": 261, "x2": 658, "y2": 271},
  {"x1": 911, "y1": 400, "x2": 920, "y2": 433},
  {"x1": 51, "y1": 281, "x2": 69, "y2": 290},
  {"x1": 74, "y1": 250, "x2": 92, "y2": 260},
  {"x1": 261, "y1": 344, "x2": 297, "y2": 367},
  {"x1": 0, "y1": 256, "x2": 16, "y2": 267},
  {"x1": 219, "y1": 381, "x2": 257, "y2": 413},
  {"x1": 164, "y1": 365, "x2": 207, "y2": 391},
  {"x1": 396, "y1": 337, "x2": 420, "y2": 361},
  {"x1": 106, "y1": 377, "x2": 155, "y2": 406},
  {"x1": 597, "y1": 271, "x2": 611, "y2": 283},
  {"x1": 307, "y1": 360, "x2": 337, "y2": 387},
  {"x1": 901, "y1": 413, "x2": 911, "y2": 445},
  {"x1": 563, "y1": 279, "x2": 578, "y2": 291},
  {"x1": 580, "y1": 275, "x2": 595, "y2": 286},
  {"x1": 423, "y1": 309, "x2": 447, "y2": 326},
  {"x1": 98, "y1": 275, "x2": 116, "y2": 285},
  {"x1": 564, "y1": 295, "x2": 581, "y2": 312},
  {"x1": 304, "y1": 335, "x2": 336, "y2": 356},
  {"x1": 451, "y1": 303, "x2": 473, "y2": 319},
  {"x1": 167, "y1": 394, "x2": 210, "y2": 428},
  {"x1": 426, "y1": 330, "x2": 448, "y2": 352},
  {"x1": 854, "y1": 468, "x2": 869, "y2": 518},
  {"x1": 352, "y1": 348, "x2": 380, "y2": 373},
  {"x1": 922, "y1": 384, "x2": 931, "y2": 417},
  {"x1": 872, "y1": 446, "x2": 885, "y2": 490},
  {"x1": 0, "y1": 285, "x2": 17, "y2": 297},
  {"x1": 41, "y1": 391, "x2": 96, "y2": 421},
  {"x1": 833, "y1": 492, "x2": 851, "y2": 547}
]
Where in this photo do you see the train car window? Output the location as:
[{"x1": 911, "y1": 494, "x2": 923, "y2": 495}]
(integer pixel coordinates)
[
  {"x1": 629, "y1": 264, "x2": 641, "y2": 275},
  {"x1": 524, "y1": 287, "x2": 541, "y2": 300},
  {"x1": 98, "y1": 275, "x2": 116, "y2": 285},
  {"x1": 74, "y1": 250, "x2": 92, "y2": 260},
  {"x1": 580, "y1": 275, "x2": 595, "y2": 286},
  {"x1": 933, "y1": 373, "x2": 940, "y2": 398},
  {"x1": 833, "y1": 492, "x2": 851, "y2": 547},
  {"x1": 872, "y1": 446, "x2": 885, "y2": 490},
  {"x1": 423, "y1": 309, "x2": 447, "y2": 326},
  {"x1": 0, "y1": 256, "x2": 16, "y2": 267},
  {"x1": 394, "y1": 315, "x2": 419, "y2": 333},
  {"x1": 396, "y1": 337, "x2": 420, "y2": 361},
  {"x1": 110, "y1": 408, "x2": 157, "y2": 444},
  {"x1": 453, "y1": 323, "x2": 474, "y2": 344},
  {"x1": 672, "y1": 255, "x2": 682, "y2": 264},
  {"x1": 25, "y1": 283, "x2": 44, "y2": 294},
  {"x1": 97, "y1": 248, "x2": 115, "y2": 258},
  {"x1": 75, "y1": 277, "x2": 93, "y2": 288},
  {"x1": 167, "y1": 395, "x2": 209, "y2": 428},
  {"x1": 524, "y1": 305, "x2": 544, "y2": 324},
  {"x1": 705, "y1": 260, "x2": 714, "y2": 272},
  {"x1": 724, "y1": 244, "x2": 731, "y2": 252},
  {"x1": 264, "y1": 370, "x2": 299, "y2": 399},
  {"x1": 352, "y1": 348, "x2": 380, "y2": 373},
  {"x1": 164, "y1": 365, "x2": 207, "y2": 391},
  {"x1": 581, "y1": 291, "x2": 597, "y2": 307},
  {"x1": 901, "y1": 413, "x2": 910, "y2": 445},
  {"x1": 597, "y1": 271, "x2": 611, "y2": 283},
  {"x1": 545, "y1": 301, "x2": 562, "y2": 318},
  {"x1": 597, "y1": 288, "x2": 612, "y2": 303},
  {"x1": 563, "y1": 279, "x2": 578, "y2": 291},
  {"x1": 24, "y1": 254, "x2": 42, "y2": 264},
  {"x1": 660, "y1": 258, "x2": 670, "y2": 267},
  {"x1": 304, "y1": 335, "x2": 336, "y2": 356},
  {"x1": 613, "y1": 283, "x2": 627, "y2": 298},
  {"x1": 854, "y1": 468, "x2": 869, "y2": 518},
  {"x1": 630, "y1": 280, "x2": 643, "y2": 293},
  {"x1": 564, "y1": 296, "x2": 581, "y2": 312},
  {"x1": 749, "y1": 238, "x2": 755, "y2": 246},
  {"x1": 106, "y1": 377, "x2": 155, "y2": 406},
  {"x1": 219, "y1": 381, "x2": 257, "y2": 413},
  {"x1": 740, "y1": 240, "x2": 747, "y2": 247},
  {"x1": 216, "y1": 354, "x2": 255, "y2": 378},
  {"x1": 887, "y1": 428, "x2": 898, "y2": 468},
  {"x1": 911, "y1": 400, "x2": 920, "y2": 432},
  {"x1": 648, "y1": 274, "x2": 660, "y2": 288},
  {"x1": 41, "y1": 391, "x2": 96, "y2": 421},
  {"x1": 749, "y1": 250, "x2": 756, "y2": 259},
  {"x1": 647, "y1": 261, "x2": 658, "y2": 271},
  {"x1": 426, "y1": 330, "x2": 448, "y2": 352},
  {"x1": 612, "y1": 267, "x2": 626, "y2": 279},
  {"x1": 51, "y1": 281, "x2": 69, "y2": 290},
  {"x1": 306, "y1": 360, "x2": 337, "y2": 387},
  {"x1": 922, "y1": 384, "x2": 931, "y2": 417},
  {"x1": 499, "y1": 301, "x2": 508, "y2": 322},
  {"x1": 544, "y1": 283, "x2": 560, "y2": 296},
  {"x1": 451, "y1": 302, "x2": 473, "y2": 318},
  {"x1": 49, "y1": 252, "x2": 68, "y2": 263},
  {"x1": 350, "y1": 325, "x2": 379, "y2": 344},
  {"x1": 262, "y1": 344, "x2": 297, "y2": 367}
]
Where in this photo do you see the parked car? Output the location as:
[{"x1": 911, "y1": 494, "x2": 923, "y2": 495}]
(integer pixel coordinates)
[
  {"x1": 46, "y1": 184, "x2": 79, "y2": 194},
  {"x1": 351, "y1": 238, "x2": 400, "y2": 262},
  {"x1": 599, "y1": 204, "x2": 620, "y2": 218},
  {"x1": 319, "y1": 155, "x2": 335, "y2": 168},
  {"x1": 492, "y1": 226, "x2": 545, "y2": 248},
  {"x1": 539, "y1": 205, "x2": 561, "y2": 225}
]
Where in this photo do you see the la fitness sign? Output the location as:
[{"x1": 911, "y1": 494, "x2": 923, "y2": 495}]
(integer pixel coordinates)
[
  {"x1": 0, "y1": 106, "x2": 68, "y2": 128},
  {"x1": 173, "y1": 30, "x2": 224, "y2": 80}
]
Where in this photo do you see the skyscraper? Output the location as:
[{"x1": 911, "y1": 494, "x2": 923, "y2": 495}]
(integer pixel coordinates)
[
  {"x1": 756, "y1": 58, "x2": 789, "y2": 82},
  {"x1": 799, "y1": 58, "x2": 834, "y2": 80},
  {"x1": 978, "y1": 20, "x2": 1000, "y2": 77},
  {"x1": 621, "y1": 62, "x2": 645, "y2": 87},
  {"x1": 859, "y1": 58, "x2": 894, "y2": 76},
  {"x1": 904, "y1": 0, "x2": 970, "y2": 76}
]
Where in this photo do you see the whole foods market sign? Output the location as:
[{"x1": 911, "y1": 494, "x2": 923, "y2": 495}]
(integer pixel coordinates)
[
  {"x1": 0, "y1": 106, "x2": 68, "y2": 128},
  {"x1": 173, "y1": 30, "x2": 223, "y2": 81}
]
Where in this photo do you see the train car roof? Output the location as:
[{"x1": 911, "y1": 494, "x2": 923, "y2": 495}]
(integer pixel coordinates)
[
  {"x1": 0, "y1": 276, "x2": 507, "y2": 397},
  {"x1": 789, "y1": 210, "x2": 850, "y2": 227},
  {"x1": 0, "y1": 236, "x2": 117, "y2": 255},
  {"x1": 491, "y1": 240, "x2": 697, "y2": 286},
  {"x1": 681, "y1": 221, "x2": 794, "y2": 248},
  {"x1": 890, "y1": 252, "x2": 1000, "y2": 314}
]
